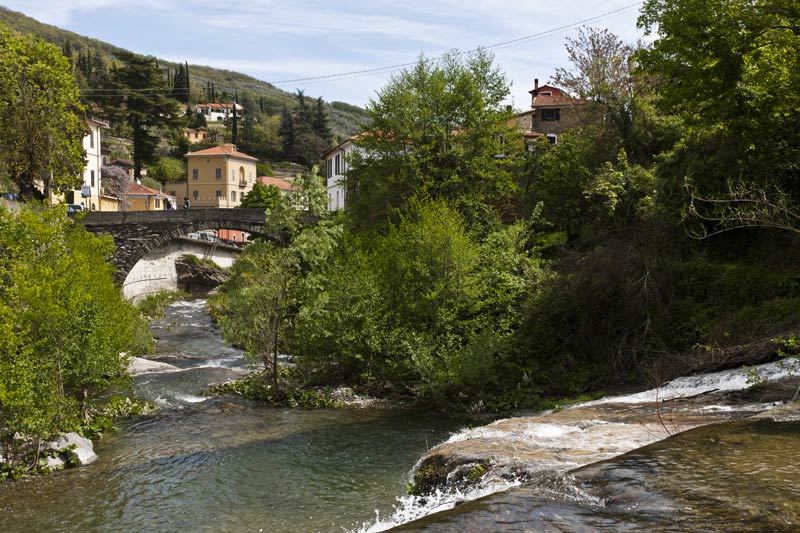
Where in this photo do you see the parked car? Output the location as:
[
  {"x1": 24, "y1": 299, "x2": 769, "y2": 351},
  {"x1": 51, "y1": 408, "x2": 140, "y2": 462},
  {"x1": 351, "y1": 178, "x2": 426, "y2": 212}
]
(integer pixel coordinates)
[
  {"x1": 0, "y1": 192, "x2": 17, "y2": 201},
  {"x1": 65, "y1": 203, "x2": 87, "y2": 213}
]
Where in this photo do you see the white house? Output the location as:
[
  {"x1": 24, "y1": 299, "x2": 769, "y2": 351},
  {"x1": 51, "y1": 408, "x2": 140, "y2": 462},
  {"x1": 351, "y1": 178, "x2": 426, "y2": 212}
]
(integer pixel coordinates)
[
  {"x1": 195, "y1": 103, "x2": 243, "y2": 122},
  {"x1": 322, "y1": 137, "x2": 359, "y2": 211},
  {"x1": 65, "y1": 118, "x2": 117, "y2": 210}
]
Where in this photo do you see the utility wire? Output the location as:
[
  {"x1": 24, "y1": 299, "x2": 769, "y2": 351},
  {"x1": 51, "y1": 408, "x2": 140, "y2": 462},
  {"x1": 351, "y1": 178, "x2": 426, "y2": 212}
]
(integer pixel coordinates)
[
  {"x1": 267, "y1": 2, "x2": 643, "y2": 85},
  {"x1": 78, "y1": 2, "x2": 643, "y2": 95}
]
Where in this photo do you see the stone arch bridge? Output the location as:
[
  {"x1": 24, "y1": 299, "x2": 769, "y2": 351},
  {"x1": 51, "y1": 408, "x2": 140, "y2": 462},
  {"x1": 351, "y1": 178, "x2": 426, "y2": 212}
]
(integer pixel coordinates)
[{"x1": 81, "y1": 208, "x2": 267, "y2": 280}]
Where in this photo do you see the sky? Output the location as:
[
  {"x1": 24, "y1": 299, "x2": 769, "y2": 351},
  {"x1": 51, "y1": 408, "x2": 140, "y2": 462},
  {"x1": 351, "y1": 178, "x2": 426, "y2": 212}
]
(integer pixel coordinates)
[{"x1": 1, "y1": 0, "x2": 648, "y2": 110}]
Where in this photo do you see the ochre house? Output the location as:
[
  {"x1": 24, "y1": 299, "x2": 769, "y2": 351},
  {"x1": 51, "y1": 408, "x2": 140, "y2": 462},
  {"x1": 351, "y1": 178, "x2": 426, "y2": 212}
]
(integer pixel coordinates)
[
  {"x1": 184, "y1": 143, "x2": 257, "y2": 208},
  {"x1": 125, "y1": 182, "x2": 177, "y2": 211}
]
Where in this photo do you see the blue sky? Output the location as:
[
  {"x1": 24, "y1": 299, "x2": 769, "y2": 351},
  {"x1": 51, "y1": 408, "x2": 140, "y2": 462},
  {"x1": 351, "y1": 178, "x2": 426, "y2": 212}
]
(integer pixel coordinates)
[{"x1": 2, "y1": 0, "x2": 646, "y2": 110}]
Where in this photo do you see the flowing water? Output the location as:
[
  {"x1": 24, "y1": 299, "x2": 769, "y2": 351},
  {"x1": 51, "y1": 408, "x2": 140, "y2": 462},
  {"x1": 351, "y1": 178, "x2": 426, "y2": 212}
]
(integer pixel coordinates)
[
  {"x1": 0, "y1": 300, "x2": 462, "y2": 533},
  {"x1": 2, "y1": 299, "x2": 799, "y2": 532}
]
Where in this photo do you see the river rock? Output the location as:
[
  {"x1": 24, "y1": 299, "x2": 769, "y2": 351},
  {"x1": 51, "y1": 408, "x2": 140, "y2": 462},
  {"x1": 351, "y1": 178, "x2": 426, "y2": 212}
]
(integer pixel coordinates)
[
  {"x1": 175, "y1": 255, "x2": 229, "y2": 293},
  {"x1": 47, "y1": 432, "x2": 98, "y2": 466},
  {"x1": 128, "y1": 356, "x2": 181, "y2": 375}
]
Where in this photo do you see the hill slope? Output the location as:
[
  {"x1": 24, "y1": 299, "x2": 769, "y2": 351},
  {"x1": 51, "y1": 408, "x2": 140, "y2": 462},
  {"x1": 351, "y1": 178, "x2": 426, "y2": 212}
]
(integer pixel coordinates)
[{"x1": 0, "y1": 5, "x2": 369, "y2": 140}]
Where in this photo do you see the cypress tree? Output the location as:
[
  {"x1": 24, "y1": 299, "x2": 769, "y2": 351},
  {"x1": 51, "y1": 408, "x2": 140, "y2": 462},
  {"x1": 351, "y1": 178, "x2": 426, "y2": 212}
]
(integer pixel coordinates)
[{"x1": 231, "y1": 92, "x2": 239, "y2": 145}]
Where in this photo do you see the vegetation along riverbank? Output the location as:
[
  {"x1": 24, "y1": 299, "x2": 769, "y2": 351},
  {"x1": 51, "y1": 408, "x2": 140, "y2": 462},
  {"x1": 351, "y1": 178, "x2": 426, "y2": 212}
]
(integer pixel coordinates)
[{"x1": 209, "y1": 2, "x2": 800, "y2": 416}]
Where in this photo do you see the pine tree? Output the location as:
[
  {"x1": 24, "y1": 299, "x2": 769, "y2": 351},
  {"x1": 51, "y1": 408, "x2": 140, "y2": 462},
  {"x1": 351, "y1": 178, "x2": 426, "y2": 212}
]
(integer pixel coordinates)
[
  {"x1": 279, "y1": 105, "x2": 296, "y2": 160},
  {"x1": 231, "y1": 92, "x2": 239, "y2": 145},
  {"x1": 312, "y1": 97, "x2": 332, "y2": 142}
]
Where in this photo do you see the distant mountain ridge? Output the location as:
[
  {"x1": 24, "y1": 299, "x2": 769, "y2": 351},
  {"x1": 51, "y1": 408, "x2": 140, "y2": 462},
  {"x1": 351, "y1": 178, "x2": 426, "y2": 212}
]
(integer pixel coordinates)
[{"x1": 0, "y1": 5, "x2": 369, "y2": 140}]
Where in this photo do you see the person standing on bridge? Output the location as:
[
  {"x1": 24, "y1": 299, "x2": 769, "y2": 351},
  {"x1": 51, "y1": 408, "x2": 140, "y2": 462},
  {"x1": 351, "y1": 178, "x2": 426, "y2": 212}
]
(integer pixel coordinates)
[{"x1": 183, "y1": 197, "x2": 190, "y2": 209}]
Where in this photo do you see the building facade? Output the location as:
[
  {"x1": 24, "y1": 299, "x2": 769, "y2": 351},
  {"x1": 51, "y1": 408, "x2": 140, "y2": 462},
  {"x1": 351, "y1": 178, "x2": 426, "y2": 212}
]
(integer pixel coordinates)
[
  {"x1": 194, "y1": 103, "x2": 243, "y2": 123},
  {"x1": 322, "y1": 138, "x2": 357, "y2": 211},
  {"x1": 184, "y1": 143, "x2": 257, "y2": 208},
  {"x1": 125, "y1": 182, "x2": 177, "y2": 211},
  {"x1": 513, "y1": 79, "x2": 587, "y2": 146},
  {"x1": 65, "y1": 118, "x2": 119, "y2": 211}
]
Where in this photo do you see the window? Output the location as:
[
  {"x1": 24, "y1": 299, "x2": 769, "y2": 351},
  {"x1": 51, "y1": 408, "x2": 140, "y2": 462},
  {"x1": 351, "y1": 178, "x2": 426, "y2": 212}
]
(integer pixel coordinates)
[
  {"x1": 231, "y1": 190, "x2": 237, "y2": 202},
  {"x1": 192, "y1": 189, "x2": 199, "y2": 200},
  {"x1": 89, "y1": 132, "x2": 94, "y2": 148},
  {"x1": 541, "y1": 108, "x2": 560, "y2": 121},
  {"x1": 90, "y1": 170, "x2": 95, "y2": 187},
  {"x1": 540, "y1": 91, "x2": 552, "y2": 96},
  {"x1": 335, "y1": 153, "x2": 341, "y2": 174},
  {"x1": 546, "y1": 134, "x2": 558, "y2": 144},
  {"x1": 216, "y1": 190, "x2": 222, "y2": 198},
  {"x1": 155, "y1": 198, "x2": 161, "y2": 209},
  {"x1": 193, "y1": 169, "x2": 198, "y2": 180},
  {"x1": 215, "y1": 168, "x2": 221, "y2": 180},
  {"x1": 170, "y1": 190, "x2": 177, "y2": 197}
]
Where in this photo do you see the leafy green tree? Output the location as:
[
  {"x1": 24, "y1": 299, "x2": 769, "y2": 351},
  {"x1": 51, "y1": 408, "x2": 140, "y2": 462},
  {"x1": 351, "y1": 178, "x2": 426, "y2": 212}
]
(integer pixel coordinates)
[
  {"x1": 148, "y1": 156, "x2": 186, "y2": 184},
  {"x1": 239, "y1": 181, "x2": 282, "y2": 209},
  {"x1": 0, "y1": 24, "x2": 87, "y2": 200},
  {"x1": 0, "y1": 204, "x2": 149, "y2": 470},
  {"x1": 347, "y1": 50, "x2": 522, "y2": 231},
  {"x1": 101, "y1": 50, "x2": 180, "y2": 180},
  {"x1": 213, "y1": 168, "x2": 337, "y2": 388},
  {"x1": 638, "y1": 0, "x2": 800, "y2": 233}
]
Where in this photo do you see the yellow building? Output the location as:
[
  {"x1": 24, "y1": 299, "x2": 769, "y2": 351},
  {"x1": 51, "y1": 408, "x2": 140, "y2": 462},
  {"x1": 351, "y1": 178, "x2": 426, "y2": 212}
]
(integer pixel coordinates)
[
  {"x1": 184, "y1": 144, "x2": 258, "y2": 208},
  {"x1": 125, "y1": 182, "x2": 177, "y2": 211}
]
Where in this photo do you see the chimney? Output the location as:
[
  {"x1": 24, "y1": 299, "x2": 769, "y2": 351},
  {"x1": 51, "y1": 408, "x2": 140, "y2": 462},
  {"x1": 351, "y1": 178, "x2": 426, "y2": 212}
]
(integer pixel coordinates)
[{"x1": 533, "y1": 78, "x2": 539, "y2": 96}]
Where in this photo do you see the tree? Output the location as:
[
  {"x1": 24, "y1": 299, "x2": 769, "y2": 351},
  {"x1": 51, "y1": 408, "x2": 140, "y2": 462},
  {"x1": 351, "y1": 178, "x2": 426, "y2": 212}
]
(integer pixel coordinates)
[
  {"x1": 148, "y1": 156, "x2": 186, "y2": 184},
  {"x1": 347, "y1": 50, "x2": 522, "y2": 231},
  {"x1": 638, "y1": 0, "x2": 800, "y2": 233},
  {"x1": 0, "y1": 24, "x2": 88, "y2": 200},
  {"x1": 102, "y1": 51, "x2": 180, "y2": 180},
  {"x1": 0, "y1": 204, "x2": 149, "y2": 469},
  {"x1": 312, "y1": 97, "x2": 333, "y2": 142},
  {"x1": 214, "y1": 168, "x2": 337, "y2": 389},
  {"x1": 239, "y1": 181, "x2": 282, "y2": 209}
]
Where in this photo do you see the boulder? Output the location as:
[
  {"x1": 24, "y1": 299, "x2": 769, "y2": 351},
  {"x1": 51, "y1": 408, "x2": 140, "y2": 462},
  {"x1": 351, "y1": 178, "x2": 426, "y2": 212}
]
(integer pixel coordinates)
[
  {"x1": 128, "y1": 356, "x2": 181, "y2": 376},
  {"x1": 175, "y1": 255, "x2": 229, "y2": 293},
  {"x1": 47, "y1": 432, "x2": 98, "y2": 466}
]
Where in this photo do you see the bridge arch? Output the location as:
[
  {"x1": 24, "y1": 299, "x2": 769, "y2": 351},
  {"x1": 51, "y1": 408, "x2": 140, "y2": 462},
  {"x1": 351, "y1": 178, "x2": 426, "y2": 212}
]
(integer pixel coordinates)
[{"x1": 81, "y1": 208, "x2": 267, "y2": 281}]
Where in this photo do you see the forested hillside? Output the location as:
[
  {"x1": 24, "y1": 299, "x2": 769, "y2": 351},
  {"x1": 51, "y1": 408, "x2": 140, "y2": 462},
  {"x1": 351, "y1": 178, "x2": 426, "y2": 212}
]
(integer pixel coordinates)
[{"x1": 0, "y1": 5, "x2": 368, "y2": 141}]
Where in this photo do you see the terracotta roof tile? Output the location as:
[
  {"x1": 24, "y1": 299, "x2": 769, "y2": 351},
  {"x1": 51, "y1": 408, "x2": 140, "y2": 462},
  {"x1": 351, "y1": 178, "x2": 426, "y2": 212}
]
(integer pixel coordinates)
[
  {"x1": 185, "y1": 143, "x2": 258, "y2": 161},
  {"x1": 127, "y1": 182, "x2": 176, "y2": 198},
  {"x1": 258, "y1": 176, "x2": 295, "y2": 191}
]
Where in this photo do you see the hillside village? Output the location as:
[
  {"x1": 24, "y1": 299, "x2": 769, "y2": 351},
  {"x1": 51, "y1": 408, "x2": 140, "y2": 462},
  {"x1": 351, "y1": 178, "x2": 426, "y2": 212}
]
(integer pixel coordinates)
[{"x1": 53, "y1": 75, "x2": 585, "y2": 232}]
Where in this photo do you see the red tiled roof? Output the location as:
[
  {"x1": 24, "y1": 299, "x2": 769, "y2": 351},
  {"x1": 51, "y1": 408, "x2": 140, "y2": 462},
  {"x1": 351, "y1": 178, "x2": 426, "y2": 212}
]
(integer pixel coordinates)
[
  {"x1": 196, "y1": 103, "x2": 237, "y2": 110},
  {"x1": 127, "y1": 182, "x2": 176, "y2": 198},
  {"x1": 258, "y1": 176, "x2": 295, "y2": 191},
  {"x1": 527, "y1": 84, "x2": 564, "y2": 96},
  {"x1": 185, "y1": 143, "x2": 258, "y2": 161}
]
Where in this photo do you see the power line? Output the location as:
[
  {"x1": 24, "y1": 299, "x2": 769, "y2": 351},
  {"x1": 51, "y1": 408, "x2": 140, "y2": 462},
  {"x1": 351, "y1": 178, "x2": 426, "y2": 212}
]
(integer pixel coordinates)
[
  {"x1": 266, "y1": 2, "x2": 643, "y2": 86},
  {"x1": 76, "y1": 2, "x2": 643, "y2": 96}
]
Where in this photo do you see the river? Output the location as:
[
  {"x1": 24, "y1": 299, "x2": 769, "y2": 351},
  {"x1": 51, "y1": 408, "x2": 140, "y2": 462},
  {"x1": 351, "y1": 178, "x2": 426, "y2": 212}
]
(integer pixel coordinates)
[
  {"x1": 1, "y1": 300, "x2": 799, "y2": 532},
  {"x1": 0, "y1": 300, "x2": 463, "y2": 532}
]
